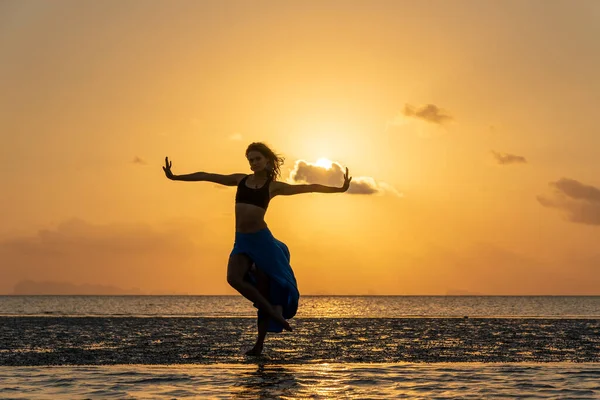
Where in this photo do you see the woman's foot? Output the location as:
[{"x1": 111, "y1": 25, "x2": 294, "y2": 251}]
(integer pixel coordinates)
[
  {"x1": 252, "y1": 305, "x2": 292, "y2": 330},
  {"x1": 260, "y1": 313, "x2": 292, "y2": 331},
  {"x1": 280, "y1": 319, "x2": 292, "y2": 331},
  {"x1": 245, "y1": 344, "x2": 264, "y2": 356},
  {"x1": 271, "y1": 305, "x2": 292, "y2": 331}
]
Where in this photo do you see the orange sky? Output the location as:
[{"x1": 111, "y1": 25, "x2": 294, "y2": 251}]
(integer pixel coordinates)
[{"x1": 1, "y1": 0, "x2": 600, "y2": 295}]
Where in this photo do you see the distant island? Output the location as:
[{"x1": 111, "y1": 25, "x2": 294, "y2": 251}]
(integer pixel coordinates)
[
  {"x1": 11, "y1": 280, "x2": 144, "y2": 295},
  {"x1": 445, "y1": 289, "x2": 483, "y2": 296}
]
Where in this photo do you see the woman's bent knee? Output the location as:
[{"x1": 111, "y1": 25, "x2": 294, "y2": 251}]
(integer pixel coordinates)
[
  {"x1": 227, "y1": 254, "x2": 250, "y2": 287},
  {"x1": 226, "y1": 274, "x2": 239, "y2": 288}
]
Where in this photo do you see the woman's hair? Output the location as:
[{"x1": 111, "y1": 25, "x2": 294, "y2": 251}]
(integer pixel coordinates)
[{"x1": 245, "y1": 142, "x2": 285, "y2": 180}]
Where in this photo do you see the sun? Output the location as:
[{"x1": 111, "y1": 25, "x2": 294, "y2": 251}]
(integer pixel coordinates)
[{"x1": 315, "y1": 157, "x2": 333, "y2": 169}]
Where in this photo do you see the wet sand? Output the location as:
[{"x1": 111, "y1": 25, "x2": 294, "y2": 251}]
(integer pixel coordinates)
[{"x1": 1, "y1": 317, "x2": 599, "y2": 365}]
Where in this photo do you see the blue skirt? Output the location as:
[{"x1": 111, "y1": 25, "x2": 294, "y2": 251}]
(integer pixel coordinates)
[{"x1": 230, "y1": 228, "x2": 300, "y2": 332}]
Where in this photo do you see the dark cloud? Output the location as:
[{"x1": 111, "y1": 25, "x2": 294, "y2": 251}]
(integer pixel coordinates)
[
  {"x1": 491, "y1": 151, "x2": 527, "y2": 165},
  {"x1": 403, "y1": 103, "x2": 453, "y2": 125},
  {"x1": 133, "y1": 156, "x2": 147, "y2": 165},
  {"x1": 289, "y1": 160, "x2": 400, "y2": 196},
  {"x1": 537, "y1": 178, "x2": 600, "y2": 225},
  {"x1": 552, "y1": 178, "x2": 600, "y2": 202},
  {"x1": 0, "y1": 218, "x2": 234, "y2": 294}
]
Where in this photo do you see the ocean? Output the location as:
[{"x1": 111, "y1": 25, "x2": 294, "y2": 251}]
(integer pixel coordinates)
[{"x1": 1, "y1": 296, "x2": 599, "y2": 399}]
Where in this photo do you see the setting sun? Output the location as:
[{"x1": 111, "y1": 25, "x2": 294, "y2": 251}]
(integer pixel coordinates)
[{"x1": 315, "y1": 158, "x2": 334, "y2": 170}]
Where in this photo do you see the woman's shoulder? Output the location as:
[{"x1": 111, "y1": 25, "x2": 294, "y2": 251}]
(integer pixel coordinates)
[{"x1": 268, "y1": 179, "x2": 287, "y2": 194}]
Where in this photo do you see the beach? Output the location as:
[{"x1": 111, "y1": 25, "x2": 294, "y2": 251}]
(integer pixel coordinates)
[
  {"x1": 1, "y1": 317, "x2": 599, "y2": 365},
  {"x1": 1, "y1": 296, "x2": 599, "y2": 398}
]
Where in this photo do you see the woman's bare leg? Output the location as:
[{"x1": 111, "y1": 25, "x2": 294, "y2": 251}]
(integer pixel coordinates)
[
  {"x1": 246, "y1": 305, "x2": 283, "y2": 356},
  {"x1": 227, "y1": 254, "x2": 291, "y2": 331},
  {"x1": 246, "y1": 267, "x2": 278, "y2": 356},
  {"x1": 246, "y1": 317, "x2": 268, "y2": 356}
]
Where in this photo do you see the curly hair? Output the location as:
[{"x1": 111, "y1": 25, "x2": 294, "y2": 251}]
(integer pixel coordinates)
[{"x1": 245, "y1": 142, "x2": 285, "y2": 181}]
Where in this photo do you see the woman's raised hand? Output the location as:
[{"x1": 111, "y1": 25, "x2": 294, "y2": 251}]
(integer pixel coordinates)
[
  {"x1": 341, "y1": 167, "x2": 352, "y2": 192},
  {"x1": 163, "y1": 157, "x2": 175, "y2": 180}
]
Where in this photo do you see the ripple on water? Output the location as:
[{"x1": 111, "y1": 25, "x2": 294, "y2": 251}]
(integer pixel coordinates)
[{"x1": 0, "y1": 363, "x2": 599, "y2": 399}]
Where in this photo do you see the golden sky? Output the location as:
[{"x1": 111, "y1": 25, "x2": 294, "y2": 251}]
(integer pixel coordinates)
[{"x1": 2, "y1": 0, "x2": 600, "y2": 295}]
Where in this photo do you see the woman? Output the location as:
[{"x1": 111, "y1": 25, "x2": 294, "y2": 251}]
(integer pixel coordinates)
[{"x1": 163, "y1": 142, "x2": 351, "y2": 355}]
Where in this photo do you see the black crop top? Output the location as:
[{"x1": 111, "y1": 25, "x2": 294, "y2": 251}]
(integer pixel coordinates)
[{"x1": 235, "y1": 175, "x2": 272, "y2": 210}]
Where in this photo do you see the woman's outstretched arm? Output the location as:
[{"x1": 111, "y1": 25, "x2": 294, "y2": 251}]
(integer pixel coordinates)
[
  {"x1": 163, "y1": 157, "x2": 245, "y2": 186},
  {"x1": 272, "y1": 167, "x2": 352, "y2": 196}
]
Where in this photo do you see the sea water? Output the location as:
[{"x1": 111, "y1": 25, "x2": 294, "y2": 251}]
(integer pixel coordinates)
[{"x1": 1, "y1": 296, "x2": 599, "y2": 399}]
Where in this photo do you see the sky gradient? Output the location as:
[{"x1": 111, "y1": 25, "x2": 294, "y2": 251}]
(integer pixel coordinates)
[{"x1": 2, "y1": 0, "x2": 600, "y2": 295}]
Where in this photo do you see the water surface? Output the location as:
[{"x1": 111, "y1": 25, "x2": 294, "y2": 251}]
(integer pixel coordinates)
[
  {"x1": 2, "y1": 363, "x2": 599, "y2": 399},
  {"x1": 1, "y1": 295, "x2": 599, "y2": 318}
]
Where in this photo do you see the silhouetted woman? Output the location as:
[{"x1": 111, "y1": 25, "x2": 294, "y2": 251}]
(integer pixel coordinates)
[{"x1": 163, "y1": 142, "x2": 351, "y2": 355}]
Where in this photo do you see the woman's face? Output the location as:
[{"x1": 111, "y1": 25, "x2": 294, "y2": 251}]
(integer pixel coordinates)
[{"x1": 247, "y1": 151, "x2": 268, "y2": 172}]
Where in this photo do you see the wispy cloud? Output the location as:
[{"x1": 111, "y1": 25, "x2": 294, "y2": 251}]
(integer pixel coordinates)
[
  {"x1": 229, "y1": 133, "x2": 242, "y2": 141},
  {"x1": 491, "y1": 151, "x2": 527, "y2": 165},
  {"x1": 288, "y1": 160, "x2": 401, "y2": 196},
  {"x1": 133, "y1": 156, "x2": 147, "y2": 165},
  {"x1": 537, "y1": 178, "x2": 600, "y2": 225},
  {"x1": 402, "y1": 103, "x2": 453, "y2": 125}
]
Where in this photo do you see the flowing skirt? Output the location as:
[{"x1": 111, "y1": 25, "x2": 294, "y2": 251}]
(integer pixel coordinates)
[{"x1": 230, "y1": 228, "x2": 300, "y2": 332}]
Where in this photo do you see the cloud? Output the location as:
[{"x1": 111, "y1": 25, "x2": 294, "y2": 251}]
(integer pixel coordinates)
[
  {"x1": 3, "y1": 219, "x2": 598, "y2": 295},
  {"x1": 537, "y1": 178, "x2": 600, "y2": 225},
  {"x1": 289, "y1": 160, "x2": 343, "y2": 186},
  {"x1": 402, "y1": 103, "x2": 453, "y2": 125},
  {"x1": 347, "y1": 177, "x2": 402, "y2": 196},
  {"x1": 133, "y1": 156, "x2": 147, "y2": 165},
  {"x1": 288, "y1": 159, "x2": 401, "y2": 196},
  {"x1": 491, "y1": 151, "x2": 527, "y2": 165},
  {"x1": 551, "y1": 178, "x2": 600, "y2": 202},
  {"x1": 0, "y1": 218, "x2": 235, "y2": 294},
  {"x1": 229, "y1": 133, "x2": 242, "y2": 141}
]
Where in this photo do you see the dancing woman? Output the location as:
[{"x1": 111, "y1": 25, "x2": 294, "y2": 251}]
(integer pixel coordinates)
[{"x1": 163, "y1": 142, "x2": 351, "y2": 355}]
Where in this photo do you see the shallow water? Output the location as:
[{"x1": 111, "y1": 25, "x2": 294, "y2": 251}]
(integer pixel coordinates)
[
  {"x1": 1, "y1": 363, "x2": 599, "y2": 399},
  {"x1": 1, "y1": 295, "x2": 599, "y2": 318}
]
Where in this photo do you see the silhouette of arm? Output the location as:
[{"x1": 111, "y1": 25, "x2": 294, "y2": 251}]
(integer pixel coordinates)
[
  {"x1": 272, "y1": 167, "x2": 352, "y2": 196},
  {"x1": 272, "y1": 182, "x2": 346, "y2": 196},
  {"x1": 173, "y1": 172, "x2": 246, "y2": 186},
  {"x1": 163, "y1": 157, "x2": 245, "y2": 186}
]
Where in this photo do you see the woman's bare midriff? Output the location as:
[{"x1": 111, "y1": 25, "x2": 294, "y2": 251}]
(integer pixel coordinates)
[{"x1": 235, "y1": 203, "x2": 268, "y2": 233}]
